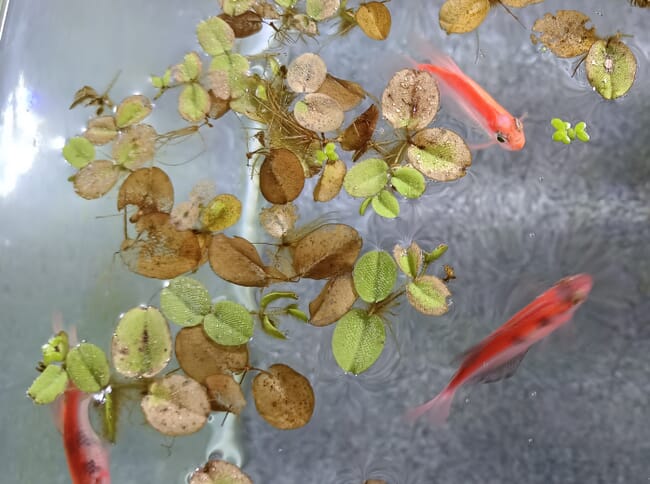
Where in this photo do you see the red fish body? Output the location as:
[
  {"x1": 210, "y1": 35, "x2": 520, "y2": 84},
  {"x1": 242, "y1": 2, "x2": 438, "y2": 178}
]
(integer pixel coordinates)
[
  {"x1": 407, "y1": 274, "x2": 593, "y2": 424},
  {"x1": 416, "y1": 49, "x2": 526, "y2": 151},
  {"x1": 60, "y1": 385, "x2": 111, "y2": 484}
]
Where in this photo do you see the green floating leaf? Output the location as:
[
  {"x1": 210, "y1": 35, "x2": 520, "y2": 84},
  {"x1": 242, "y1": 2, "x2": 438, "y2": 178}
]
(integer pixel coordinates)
[
  {"x1": 331, "y1": 309, "x2": 385, "y2": 375},
  {"x1": 197, "y1": 16, "x2": 235, "y2": 56},
  {"x1": 275, "y1": 0, "x2": 297, "y2": 7},
  {"x1": 359, "y1": 197, "x2": 372, "y2": 215},
  {"x1": 552, "y1": 130, "x2": 571, "y2": 144},
  {"x1": 406, "y1": 275, "x2": 451, "y2": 316},
  {"x1": 201, "y1": 194, "x2": 242, "y2": 231},
  {"x1": 424, "y1": 243, "x2": 448, "y2": 263},
  {"x1": 42, "y1": 331, "x2": 69, "y2": 366},
  {"x1": 115, "y1": 95, "x2": 152, "y2": 129},
  {"x1": 343, "y1": 158, "x2": 388, "y2": 198},
  {"x1": 175, "y1": 51, "x2": 203, "y2": 82},
  {"x1": 63, "y1": 137, "x2": 95, "y2": 169},
  {"x1": 261, "y1": 315, "x2": 286, "y2": 339},
  {"x1": 550, "y1": 118, "x2": 566, "y2": 130},
  {"x1": 260, "y1": 291, "x2": 298, "y2": 311},
  {"x1": 306, "y1": 0, "x2": 341, "y2": 20},
  {"x1": 393, "y1": 242, "x2": 423, "y2": 278},
  {"x1": 103, "y1": 390, "x2": 117, "y2": 443},
  {"x1": 221, "y1": 0, "x2": 256, "y2": 16},
  {"x1": 179, "y1": 83, "x2": 211, "y2": 122},
  {"x1": 407, "y1": 128, "x2": 471, "y2": 182},
  {"x1": 585, "y1": 38, "x2": 637, "y2": 100},
  {"x1": 161, "y1": 276, "x2": 211, "y2": 327},
  {"x1": 66, "y1": 343, "x2": 110, "y2": 393},
  {"x1": 210, "y1": 53, "x2": 251, "y2": 99},
  {"x1": 203, "y1": 300, "x2": 254, "y2": 346},
  {"x1": 574, "y1": 121, "x2": 590, "y2": 142},
  {"x1": 353, "y1": 250, "x2": 397, "y2": 303},
  {"x1": 286, "y1": 304, "x2": 309, "y2": 322},
  {"x1": 27, "y1": 365, "x2": 68, "y2": 404},
  {"x1": 112, "y1": 306, "x2": 172, "y2": 378},
  {"x1": 391, "y1": 166, "x2": 426, "y2": 199},
  {"x1": 371, "y1": 189, "x2": 400, "y2": 218}
]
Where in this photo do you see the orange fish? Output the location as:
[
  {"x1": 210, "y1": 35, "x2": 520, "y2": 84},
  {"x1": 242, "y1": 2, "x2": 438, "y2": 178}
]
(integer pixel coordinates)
[
  {"x1": 406, "y1": 274, "x2": 593, "y2": 424},
  {"x1": 416, "y1": 49, "x2": 526, "y2": 151}
]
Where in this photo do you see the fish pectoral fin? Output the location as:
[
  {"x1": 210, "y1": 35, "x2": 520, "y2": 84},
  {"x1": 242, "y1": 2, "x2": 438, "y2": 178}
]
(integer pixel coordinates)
[{"x1": 470, "y1": 348, "x2": 531, "y2": 385}]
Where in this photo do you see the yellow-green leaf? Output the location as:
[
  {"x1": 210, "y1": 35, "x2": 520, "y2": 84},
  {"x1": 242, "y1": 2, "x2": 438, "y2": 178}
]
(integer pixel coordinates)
[
  {"x1": 160, "y1": 276, "x2": 212, "y2": 327},
  {"x1": 197, "y1": 16, "x2": 235, "y2": 56},
  {"x1": 179, "y1": 83, "x2": 211, "y2": 122},
  {"x1": 66, "y1": 343, "x2": 110, "y2": 393},
  {"x1": 115, "y1": 95, "x2": 152, "y2": 128},
  {"x1": 352, "y1": 250, "x2": 397, "y2": 303},
  {"x1": 27, "y1": 365, "x2": 68, "y2": 404},
  {"x1": 406, "y1": 275, "x2": 451, "y2": 316},
  {"x1": 331, "y1": 309, "x2": 385, "y2": 374},
  {"x1": 63, "y1": 136, "x2": 95, "y2": 169},
  {"x1": 200, "y1": 194, "x2": 242, "y2": 232}
]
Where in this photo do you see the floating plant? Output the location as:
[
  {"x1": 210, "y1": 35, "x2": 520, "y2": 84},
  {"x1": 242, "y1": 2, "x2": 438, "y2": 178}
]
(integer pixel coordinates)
[{"x1": 551, "y1": 118, "x2": 590, "y2": 144}]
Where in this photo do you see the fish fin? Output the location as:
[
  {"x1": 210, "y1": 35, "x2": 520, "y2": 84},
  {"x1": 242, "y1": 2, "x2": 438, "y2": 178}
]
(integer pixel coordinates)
[
  {"x1": 405, "y1": 388, "x2": 455, "y2": 425},
  {"x1": 51, "y1": 396, "x2": 65, "y2": 435},
  {"x1": 471, "y1": 348, "x2": 531, "y2": 384},
  {"x1": 450, "y1": 339, "x2": 492, "y2": 366},
  {"x1": 407, "y1": 34, "x2": 464, "y2": 75}
]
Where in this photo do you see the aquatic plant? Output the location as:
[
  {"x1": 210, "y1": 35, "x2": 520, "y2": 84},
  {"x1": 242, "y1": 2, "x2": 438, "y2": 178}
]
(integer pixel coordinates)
[{"x1": 550, "y1": 118, "x2": 590, "y2": 144}]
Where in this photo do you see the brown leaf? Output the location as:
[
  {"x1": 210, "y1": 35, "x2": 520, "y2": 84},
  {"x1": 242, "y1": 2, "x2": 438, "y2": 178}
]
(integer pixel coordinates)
[
  {"x1": 205, "y1": 373, "x2": 247, "y2": 414},
  {"x1": 292, "y1": 223, "x2": 362, "y2": 279},
  {"x1": 190, "y1": 460, "x2": 253, "y2": 484},
  {"x1": 252, "y1": 364, "x2": 314, "y2": 430},
  {"x1": 111, "y1": 124, "x2": 157, "y2": 169},
  {"x1": 439, "y1": 0, "x2": 490, "y2": 34},
  {"x1": 313, "y1": 159, "x2": 346, "y2": 202},
  {"x1": 293, "y1": 93, "x2": 345, "y2": 133},
  {"x1": 219, "y1": 11, "x2": 263, "y2": 38},
  {"x1": 117, "y1": 167, "x2": 174, "y2": 222},
  {"x1": 259, "y1": 203, "x2": 299, "y2": 239},
  {"x1": 259, "y1": 148, "x2": 305, "y2": 204},
  {"x1": 84, "y1": 116, "x2": 118, "y2": 145},
  {"x1": 316, "y1": 74, "x2": 365, "y2": 111},
  {"x1": 209, "y1": 234, "x2": 282, "y2": 286},
  {"x1": 208, "y1": 90, "x2": 231, "y2": 119},
  {"x1": 286, "y1": 53, "x2": 328, "y2": 94},
  {"x1": 501, "y1": 0, "x2": 544, "y2": 6},
  {"x1": 531, "y1": 10, "x2": 597, "y2": 58},
  {"x1": 120, "y1": 212, "x2": 203, "y2": 279},
  {"x1": 73, "y1": 160, "x2": 121, "y2": 200},
  {"x1": 309, "y1": 273, "x2": 358, "y2": 326},
  {"x1": 382, "y1": 69, "x2": 439, "y2": 131},
  {"x1": 175, "y1": 326, "x2": 249, "y2": 384},
  {"x1": 355, "y1": 2, "x2": 392, "y2": 41},
  {"x1": 338, "y1": 104, "x2": 378, "y2": 160}
]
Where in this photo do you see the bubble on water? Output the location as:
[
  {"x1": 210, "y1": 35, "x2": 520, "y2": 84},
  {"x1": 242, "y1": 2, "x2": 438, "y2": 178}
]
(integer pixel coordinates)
[
  {"x1": 529, "y1": 391, "x2": 537, "y2": 399},
  {"x1": 527, "y1": 437, "x2": 535, "y2": 446},
  {"x1": 464, "y1": 397, "x2": 471, "y2": 404},
  {"x1": 538, "y1": 176, "x2": 544, "y2": 183},
  {"x1": 528, "y1": 232, "x2": 536, "y2": 238}
]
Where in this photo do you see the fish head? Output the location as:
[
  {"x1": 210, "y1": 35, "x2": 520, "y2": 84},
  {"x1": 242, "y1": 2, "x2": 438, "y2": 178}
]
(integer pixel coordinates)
[
  {"x1": 559, "y1": 273, "x2": 593, "y2": 306},
  {"x1": 494, "y1": 115, "x2": 526, "y2": 151}
]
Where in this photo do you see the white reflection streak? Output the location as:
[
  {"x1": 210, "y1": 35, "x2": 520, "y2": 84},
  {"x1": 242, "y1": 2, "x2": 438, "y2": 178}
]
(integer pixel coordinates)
[
  {"x1": 0, "y1": 0, "x2": 9, "y2": 42},
  {"x1": 0, "y1": 73, "x2": 41, "y2": 197}
]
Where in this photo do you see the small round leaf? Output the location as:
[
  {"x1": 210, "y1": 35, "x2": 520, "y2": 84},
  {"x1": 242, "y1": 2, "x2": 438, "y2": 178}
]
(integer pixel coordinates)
[
  {"x1": 294, "y1": 93, "x2": 344, "y2": 132},
  {"x1": 160, "y1": 276, "x2": 211, "y2": 327},
  {"x1": 371, "y1": 189, "x2": 400, "y2": 218},
  {"x1": 63, "y1": 137, "x2": 95, "y2": 169},
  {"x1": 382, "y1": 69, "x2": 439, "y2": 130},
  {"x1": 391, "y1": 166, "x2": 426, "y2": 198},
  {"x1": 331, "y1": 309, "x2": 385, "y2": 374},
  {"x1": 407, "y1": 128, "x2": 471, "y2": 181},
  {"x1": 355, "y1": 2, "x2": 392, "y2": 41},
  {"x1": 406, "y1": 275, "x2": 451, "y2": 316},
  {"x1": 66, "y1": 343, "x2": 110, "y2": 393},
  {"x1": 352, "y1": 250, "x2": 397, "y2": 303},
  {"x1": 73, "y1": 160, "x2": 121, "y2": 200},
  {"x1": 115, "y1": 95, "x2": 152, "y2": 128},
  {"x1": 439, "y1": 0, "x2": 490, "y2": 34},
  {"x1": 287, "y1": 53, "x2": 327, "y2": 94},
  {"x1": 343, "y1": 158, "x2": 388, "y2": 198},
  {"x1": 585, "y1": 38, "x2": 637, "y2": 100},
  {"x1": 201, "y1": 194, "x2": 242, "y2": 232},
  {"x1": 179, "y1": 83, "x2": 211, "y2": 123},
  {"x1": 27, "y1": 365, "x2": 68, "y2": 404},
  {"x1": 190, "y1": 460, "x2": 253, "y2": 484},
  {"x1": 197, "y1": 16, "x2": 235, "y2": 56},
  {"x1": 203, "y1": 300, "x2": 254, "y2": 345}
]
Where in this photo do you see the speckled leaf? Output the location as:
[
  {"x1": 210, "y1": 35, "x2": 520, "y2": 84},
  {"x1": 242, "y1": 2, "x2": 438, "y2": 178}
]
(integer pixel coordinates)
[
  {"x1": 179, "y1": 83, "x2": 211, "y2": 123},
  {"x1": 371, "y1": 189, "x2": 400, "y2": 218},
  {"x1": 141, "y1": 374, "x2": 210, "y2": 436},
  {"x1": 190, "y1": 460, "x2": 253, "y2": 484},
  {"x1": 585, "y1": 38, "x2": 637, "y2": 100},
  {"x1": 220, "y1": 0, "x2": 255, "y2": 16},
  {"x1": 531, "y1": 10, "x2": 597, "y2": 58},
  {"x1": 406, "y1": 275, "x2": 451, "y2": 316},
  {"x1": 201, "y1": 194, "x2": 242, "y2": 232},
  {"x1": 63, "y1": 136, "x2": 95, "y2": 168},
  {"x1": 407, "y1": 128, "x2": 471, "y2": 181},
  {"x1": 66, "y1": 343, "x2": 110, "y2": 393},
  {"x1": 393, "y1": 242, "x2": 423, "y2": 278},
  {"x1": 115, "y1": 95, "x2": 152, "y2": 128},
  {"x1": 73, "y1": 160, "x2": 121, "y2": 200},
  {"x1": 174, "y1": 51, "x2": 203, "y2": 83},
  {"x1": 306, "y1": 0, "x2": 340, "y2": 20},
  {"x1": 205, "y1": 373, "x2": 247, "y2": 414},
  {"x1": 111, "y1": 306, "x2": 172, "y2": 378},
  {"x1": 259, "y1": 203, "x2": 298, "y2": 238},
  {"x1": 84, "y1": 116, "x2": 118, "y2": 145},
  {"x1": 439, "y1": 0, "x2": 490, "y2": 34},
  {"x1": 117, "y1": 167, "x2": 174, "y2": 217},
  {"x1": 209, "y1": 234, "x2": 280, "y2": 286},
  {"x1": 331, "y1": 309, "x2": 385, "y2": 374},
  {"x1": 259, "y1": 148, "x2": 305, "y2": 204},
  {"x1": 294, "y1": 93, "x2": 344, "y2": 132},
  {"x1": 252, "y1": 364, "x2": 315, "y2": 429},
  {"x1": 353, "y1": 250, "x2": 397, "y2": 303},
  {"x1": 204, "y1": 300, "x2": 254, "y2": 346},
  {"x1": 27, "y1": 365, "x2": 68, "y2": 404},
  {"x1": 210, "y1": 53, "x2": 250, "y2": 99},
  {"x1": 391, "y1": 166, "x2": 426, "y2": 199},
  {"x1": 343, "y1": 158, "x2": 388, "y2": 198},
  {"x1": 355, "y1": 2, "x2": 392, "y2": 40},
  {"x1": 382, "y1": 69, "x2": 439, "y2": 130},
  {"x1": 309, "y1": 273, "x2": 358, "y2": 326},
  {"x1": 314, "y1": 159, "x2": 346, "y2": 202},
  {"x1": 160, "y1": 276, "x2": 211, "y2": 327},
  {"x1": 112, "y1": 124, "x2": 157, "y2": 169},
  {"x1": 219, "y1": 11, "x2": 263, "y2": 38},
  {"x1": 197, "y1": 16, "x2": 235, "y2": 56},
  {"x1": 287, "y1": 53, "x2": 327, "y2": 93}
]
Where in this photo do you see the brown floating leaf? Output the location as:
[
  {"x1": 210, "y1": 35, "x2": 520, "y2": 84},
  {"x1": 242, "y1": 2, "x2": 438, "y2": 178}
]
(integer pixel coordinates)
[
  {"x1": 316, "y1": 74, "x2": 365, "y2": 111},
  {"x1": 117, "y1": 167, "x2": 174, "y2": 222},
  {"x1": 208, "y1": 90, "x2": 231, "y2": 119},
  {"x1": 309, "y1": 273, "x2": 358, "y2": 326},
  {"x1": 209, "y1": 234, "x2": 283, "y2": 286},
  {"x1": 439, "y1": 0, "x2": 490, "y2": 34},
  {"x1": 364, "y1": 480, "x2": 387, "y2": 484},
  {"x1": 531, "y1": 10, "x2": 597, "y2": 58},
  {"x1": 175, "y1": 326, "x2": 249, "y2": 384},
  {"x1": 259, "y1": 148, "x2": 305, "y2": 204},
  {"x1": 293, "y1": 93, "x2": 345, "y2": 132},
  {"x1": 205, "y1": 373, "x2": 246, "y2": 414},
  {"x1": 111, "y1": 124, "x2": 157, "y2": 169},
  {"x1": 292, "y1": 223, "x2": 362, "y2": 279},
  {"x1": 190, "y1": 460, "x2": 253, "y2": 484},
  {"x1": 287, "y1": 53, "x2": 328, "y2": 94},
  {"x1": 382, "y1": 69, "x2": 439, "y2": 131},
  {"x1": 407, "y1": 128, "x2": 471, "y2": 181},
  {"x1": 313, "y1": 159, "x2": 346, "y2": 202},
  {"x1": 73, "y1": 160, "x2": 121, "y2": 200},
  {"x1": 252, "y1": 364, "x2": 315, "y2": 430},
  {"x1": 259, "y1": 203, "x2": 299, "y2": 239},
  {"x1": 141, "y1": 374, "x2": 210, "y2": 436},
  {"x1": 84, "y1": 116, "x2": 118, "y2": 145},
  {"x1": 219, "y1": 11, "x2": 263, "y2": 38},
  {"x1": 501, "y1": 0, "x2": 543, "y2": 6},
  {"x1": 120, "y1": 212, "x2": 202, "y2": 279},
  {"x1": 355, "y1": 1, "x2": 392, "y2": 40},
  {"x1": 338, "y1": 104, "x2": 379, "y2": 160}
]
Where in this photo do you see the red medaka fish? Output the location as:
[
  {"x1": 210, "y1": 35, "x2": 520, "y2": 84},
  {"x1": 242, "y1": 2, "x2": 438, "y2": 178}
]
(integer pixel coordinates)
[
  {"x1": 407, "y1": 274, "x2": 593, "y2": 424},
  {"x1": 416, "y1": 48, "x2": 526, "y2": 151}
]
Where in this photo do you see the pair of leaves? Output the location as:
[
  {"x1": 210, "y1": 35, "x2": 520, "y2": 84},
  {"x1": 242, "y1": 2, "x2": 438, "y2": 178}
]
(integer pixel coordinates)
[{"x1": 439, "y1": 0, "x2": 543, "y2": 34}]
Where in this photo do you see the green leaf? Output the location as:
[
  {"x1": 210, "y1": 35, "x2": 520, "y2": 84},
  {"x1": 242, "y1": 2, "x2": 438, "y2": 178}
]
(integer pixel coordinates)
[
  {"x1": 552, "y1": 131, "x2": 571, "y2": 144},
  {"x1": 371, "y1": 189, "x2": 400, "y2": 218},
  {"x1": 261, "y1": 315, "x2": 286, "y2": 339},
  {"x1": 393, "y1": 242, "x2": 423, "y2": 278},
  {"x1": 162, "y1": 69, "x2": 172, "y2": 86},
  {"x1": 260, "y1": 291, "x2": 298, "y2": 311},
  {"x1": 160, "y1": 276, "x2": 211, "y2": 327},
  {"x1": 424, "y1": 243, "x2": 448, "y2": 263},
  {"x1": 63, "y1": 137, "x2": 95, "y2": 169},
  {"x1": 286, "y1": 304, "x2": 309, "y2": 322},
  {"x1": 66, "y1": 343, "x2": 110, "y2": 393},
  {"x1": 103, "y1": 391, "x2": 117, "y2": 443},
  {"x1": 221, "y1": 0, "x2": 255, "y2": 16},
  {"x1": 331, "y1": 309, "x2": 385, "y2": 374},
  {"x1": 210, "y1": 53, "x2": 251, "y2": 99},
  {"x1": 574, "y1": 122, "x2": 590, "y2": 142},
  {"x1": 197, "y1": 16, "x2": 235, "y2": 56},
  {"x1": 550, "y1": 118, "x2": 566, "y2": 130},
  {"x1": 151, "y1": 76, "x2": 163, "y2": 88},
  {"x1": 352, "y1": 250, "x2": 397, "y2": 303},
  {"x1": 111, "y1": 306, "x2": 172, "y2": 378},
  {"x1": 390, "y1": 166, "x2": 426, "y2": 199},
  {"x1": 407, "y1": 128, "x2": 471, "y2": 182},
  {"x1": 406, "y1": 275, "x2": 451, "y2": 316},
  {"x1": 175, "y1": 51, "x2": 203, "y2": 82},
  {"x1": 42, "y1": 331, "x2": 69, "y2": 365},
  {"x1": 343, "y1": 158, "x2": 388, "y2": 198},
  {"x1": 359, "y1": 197, "x2": 372, "y2": 215},
  {"x1": 306, "y1": 0, "x2": 340, "y2": 20},
  {"x1": 585, "y1": 38, "x2": 637, "y2": 100},
  {"x1": 27, "y1": 365, "x2": 68, "y2": 404},
  {"x1": 115, "y1": 95, "x2": 153, "y2": 128},
  {"x1": 178, "y1": 83, "x2": 211, "y2": 122},
  {"x1": 275, "y1": 0, "x2": 297, "y2": 7},
  {"x1": 203, "y1": 301, "x2": 254, "y2": 346}
]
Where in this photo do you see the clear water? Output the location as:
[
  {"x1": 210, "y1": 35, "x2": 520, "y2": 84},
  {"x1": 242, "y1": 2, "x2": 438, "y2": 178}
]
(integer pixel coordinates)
[{"x1": 1, "y1": 0, "x2": 648, "y2": 483}]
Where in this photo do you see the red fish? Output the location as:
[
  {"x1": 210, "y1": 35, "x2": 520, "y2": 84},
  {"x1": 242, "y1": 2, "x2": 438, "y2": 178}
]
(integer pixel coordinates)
[
  {"x1": 416, "y1": 49, "x2": 526, "y2": 151},
  {"x1": 406, "y1": 274, "x2": 593, "y2": 424}
]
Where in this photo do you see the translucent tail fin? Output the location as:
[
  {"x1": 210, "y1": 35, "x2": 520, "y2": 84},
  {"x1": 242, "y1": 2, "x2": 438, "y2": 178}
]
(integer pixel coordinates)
[{"x1": 405, "y1": 388, "x2": 455, "y2": 425}]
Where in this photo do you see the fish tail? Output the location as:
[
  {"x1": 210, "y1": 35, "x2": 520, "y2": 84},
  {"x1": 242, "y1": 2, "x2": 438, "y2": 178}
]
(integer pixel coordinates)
[
  {"x1": 405, "y1": 388, "x2": 456, "y2": 425},
  {"x1": 407, "y1": 34, "x2": 463, "y2": 74}
]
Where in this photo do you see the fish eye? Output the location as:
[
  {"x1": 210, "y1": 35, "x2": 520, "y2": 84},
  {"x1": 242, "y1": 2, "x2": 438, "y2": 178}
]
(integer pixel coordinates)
[{"x1": 496, "y1": 133, "x2": 507, "y2": 143}]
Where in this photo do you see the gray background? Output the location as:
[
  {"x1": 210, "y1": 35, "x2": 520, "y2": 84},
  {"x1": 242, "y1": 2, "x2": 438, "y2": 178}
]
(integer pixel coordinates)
[{"x1": 0, "y1": 0, "x2": 648, "y2": 483}]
